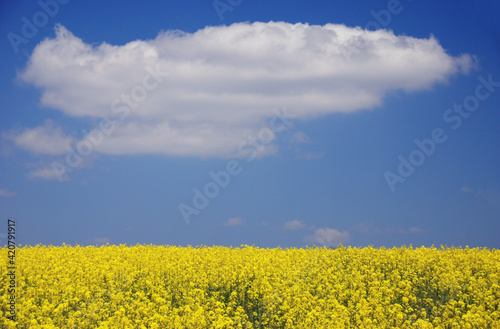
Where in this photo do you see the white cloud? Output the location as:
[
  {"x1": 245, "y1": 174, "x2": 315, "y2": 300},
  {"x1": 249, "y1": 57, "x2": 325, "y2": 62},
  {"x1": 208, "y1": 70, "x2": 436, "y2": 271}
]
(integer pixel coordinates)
[
  {"x1": 28, "y1": 166, "x2": 69, "y2": 181},
  {"x1": 88, "y1": 237, "x2": 111, "y2": 245},
  {"x1": 385, "y1": 227, "x2": 409, "y2": 234},
  {"x1": 386, "y1": 226, "x2": 426, "y2": 234},
  {"x1": 0, "y1": 189, "x2": 16, "y2": 197},
  {"x1": 409, "y1": 227, "x2": 425, "y2": 234},
  {"x1": 460, "y1": 185, "x2": 471, "y2": 192},
  {"x1": 284, "y1": 219, "x2": 305, "y2": 230},
  {"x1": 287, "y1": 131, "x2": 325, "y2": 160},
  {"x1": 294, "y1": 150, "x2": 325, "y2": 160},
  {"x1": 13, "y1": 22, "x2": 472, "y2": 158},
  {"x1": 352, "y1": 222, "x2": 381, "y2": 234},
  {"x1": 352, "y1": 223, "x2": 425, "y2": 235},
  {"x1": 477, "y1": 189, "x2": 500, "y2": 206},
  {"x1": 4, "y1": 120, "x2": 72, "y2": 155},
  {"x1": 304, "y1": 227, "x2": 350, "y2": 247},
  {"x1": 290, "y1": 131, "x2": 311, "y2": 144},
  {"x1": 224, "y1": 217, "x2": 244, "y2": 226}
]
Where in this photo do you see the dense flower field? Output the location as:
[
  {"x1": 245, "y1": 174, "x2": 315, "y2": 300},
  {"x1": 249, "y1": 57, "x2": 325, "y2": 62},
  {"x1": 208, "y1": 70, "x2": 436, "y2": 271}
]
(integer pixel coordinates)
[{"x1": 1, "y1": 245, "x2": 499, "y2": 329}]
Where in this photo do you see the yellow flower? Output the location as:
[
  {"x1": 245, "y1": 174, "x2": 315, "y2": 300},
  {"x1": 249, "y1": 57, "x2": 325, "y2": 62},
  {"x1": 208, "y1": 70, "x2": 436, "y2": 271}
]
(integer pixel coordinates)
[{"x1": 0, "y1": 244, "x2": 498, "y2": 328}]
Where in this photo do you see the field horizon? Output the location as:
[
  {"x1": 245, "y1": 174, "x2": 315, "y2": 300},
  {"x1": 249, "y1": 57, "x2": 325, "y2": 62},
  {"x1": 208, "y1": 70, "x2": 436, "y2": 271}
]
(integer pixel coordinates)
[{"x1": 2, "y1": 244, "x2": 499, "y2": 328}]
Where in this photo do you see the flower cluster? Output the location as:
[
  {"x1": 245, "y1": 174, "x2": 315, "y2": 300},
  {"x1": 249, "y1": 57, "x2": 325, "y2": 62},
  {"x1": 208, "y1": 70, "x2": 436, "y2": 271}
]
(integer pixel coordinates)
[{"x1": 1, "y1": 245, "x2": 499, "y2": 328}]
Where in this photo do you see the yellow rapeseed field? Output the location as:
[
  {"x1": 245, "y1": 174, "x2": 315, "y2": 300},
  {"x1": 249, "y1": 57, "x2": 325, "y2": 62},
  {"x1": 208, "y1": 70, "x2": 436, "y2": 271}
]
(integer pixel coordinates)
[{"x1": 1, "y1": 245, "x2": 499, "y2": 329}]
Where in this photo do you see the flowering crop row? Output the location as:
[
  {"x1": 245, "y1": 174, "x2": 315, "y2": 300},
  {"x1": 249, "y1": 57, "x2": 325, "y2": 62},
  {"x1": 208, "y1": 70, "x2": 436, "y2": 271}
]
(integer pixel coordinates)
[{"x1": 1, "y1": 245, "x2": 499, "y2": 328}]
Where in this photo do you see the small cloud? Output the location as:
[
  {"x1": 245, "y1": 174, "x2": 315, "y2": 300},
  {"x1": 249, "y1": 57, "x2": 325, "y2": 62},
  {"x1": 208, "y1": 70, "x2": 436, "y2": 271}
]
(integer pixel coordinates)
[
  {"x1": 409, "y1": 227, "x2": 425, "y2": 234},
  {"x1": 460, "y1": 186, "x2": 471, "y2": 192},
  {"x1": 88, "y1": 237, "x2": 111, "y2": 245},
  {"x1": 0, "y1": 189, "x2": 16, "y2": 197},
  {"x1": 287, "y1": 131, "x2": 324, "y2": 160},
  {"x1": 303, "y1": 227, "x2": 350, "y2": 247},
  {"x1": 352, "y1": 222, "x2": 381, "y2": 234},
  {"x1": 224, "y1": 217, "x2": 244, "y2": 227},
  {"x1": 476, "y1": 189, "x2": 500, "y2": 206},
  {"x1": 28, "y1": 166, "x2": 70, "y2": 181},
  {"x1": 386, "y1": 226, "x2": 425, "y2": 234},
  {"x1": 256, "y1": 221, "x2": 268, "y2": 227},
  {"x1": 290, "y1": 131, "x2": 311, "y2": 144},
  {"x1": 295, "y1": 151, "x2": 325, "y2": 160},
  {"x1": 284, "y1": 220, "x2": 305, "y2": 230},
  {"x1": 385, "y1": 226, "x2": 408, "y2": 234},
  {"x1": 4, "y1": 120, "x2": 73, "y2": 155}
]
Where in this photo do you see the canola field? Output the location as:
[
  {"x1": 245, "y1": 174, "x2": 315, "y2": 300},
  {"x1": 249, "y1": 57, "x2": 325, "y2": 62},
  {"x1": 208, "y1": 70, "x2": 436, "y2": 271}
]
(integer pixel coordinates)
[{"x1": 1, "y1": 245, "x2": 500, "y2": 329}]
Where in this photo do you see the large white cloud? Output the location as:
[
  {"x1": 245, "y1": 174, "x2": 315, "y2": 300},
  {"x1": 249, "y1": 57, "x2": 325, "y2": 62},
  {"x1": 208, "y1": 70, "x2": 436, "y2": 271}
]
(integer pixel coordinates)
[{"x1": 14, "y1": 22, "x2": 473, "y2": 159}]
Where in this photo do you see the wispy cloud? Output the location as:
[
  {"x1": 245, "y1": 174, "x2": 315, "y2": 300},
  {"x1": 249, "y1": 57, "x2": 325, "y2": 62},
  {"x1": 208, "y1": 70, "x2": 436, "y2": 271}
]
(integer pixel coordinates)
[
  {"x1": 88, "y1": 237, "x2": 111, "y2": 245},
  {"x1": 28, "y1": 166, "x2": 70, "y2": 181},
  {"x1": 460, "y1": 185, "x2": 471, "y2": 192},
  {"x1": 284, "y1": 220, "x2": 305, "y2": 230},
  {"x1": 294, "y1": 150, "x2": 325, "y2": 160},
  {"x1": 408, "y1": 227, "x2": 425, "y2": 234},
  {"x1": 290, "y1": 131, "x2": 311, "y2": 145},
  {"x1": 352, "y1": 222, "x2": 381, "y2": 234},
  {"x1": 9, "y1": 22, "x2": 472, "y2": 161},
  {"x1": 459, "y1": 186, "x2": 499, "y2": 206},
  {"x1": 0, "y1": 189, "x2": 16, "y2": 197},
  {"x1": 476, "y1": 189, "x2": 500, "y2": 206},
  {"x1": 353, "y1": 222, "x2": 424, "y2": 235},
  {"x1": 304, "y1": 227, "x2": 350, "y2": 247},
  {"x1": 386, "y1": 226, "x2": 426, "y2": 234},
  {"x1": 4, "y1": 120, "x2": 72, "y2": 155},
  {"x1": 286, "y1": 130, "x2": 325, "y2": 160},
  {"x1": 224, "y1": 217, "x2": 244, "y2": 227}
]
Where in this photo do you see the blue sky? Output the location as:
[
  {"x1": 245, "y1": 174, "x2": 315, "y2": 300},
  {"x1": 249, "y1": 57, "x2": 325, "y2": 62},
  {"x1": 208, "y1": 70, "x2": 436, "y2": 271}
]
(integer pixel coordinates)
[{"x1": 0, "y1": 0, "x2": 499, "y2": 248}]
